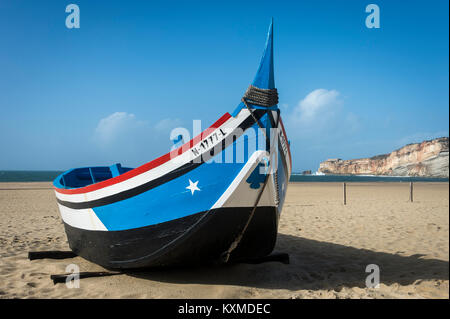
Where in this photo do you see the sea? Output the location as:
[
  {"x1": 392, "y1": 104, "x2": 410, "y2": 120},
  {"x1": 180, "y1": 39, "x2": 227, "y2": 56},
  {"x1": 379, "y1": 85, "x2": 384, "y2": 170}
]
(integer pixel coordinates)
[{"x1": 0, "y1": 170, "x2": 448, "y2": 183}]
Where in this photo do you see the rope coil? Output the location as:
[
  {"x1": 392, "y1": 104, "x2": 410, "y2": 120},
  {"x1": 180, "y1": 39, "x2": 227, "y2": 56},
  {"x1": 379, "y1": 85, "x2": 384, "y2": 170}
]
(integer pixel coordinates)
[{"x1": 242, "y1": 85, "x2": 279, "y2": 107}]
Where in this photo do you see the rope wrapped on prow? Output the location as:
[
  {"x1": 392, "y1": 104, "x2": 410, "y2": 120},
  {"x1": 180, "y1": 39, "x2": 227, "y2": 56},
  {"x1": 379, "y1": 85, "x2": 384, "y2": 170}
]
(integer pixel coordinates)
[{"x1": 242, "y1": 85, "x2": 279, "y2": 107}]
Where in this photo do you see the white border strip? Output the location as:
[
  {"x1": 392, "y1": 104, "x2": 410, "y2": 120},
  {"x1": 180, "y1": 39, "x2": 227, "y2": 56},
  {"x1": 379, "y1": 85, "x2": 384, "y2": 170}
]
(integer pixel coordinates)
[
  {"x1": 211, "y1": 150, "x2": 269, "y2": 209},
  {"x1": 58, "y1": 204, "x2": 108, "y2": 231}
]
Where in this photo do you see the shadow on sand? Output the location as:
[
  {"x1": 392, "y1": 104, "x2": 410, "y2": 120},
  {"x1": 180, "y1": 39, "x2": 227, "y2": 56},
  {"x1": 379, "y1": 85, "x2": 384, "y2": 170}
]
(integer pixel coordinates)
[{"x1": 127, "y1": 233, "x2": 448, "y2": 291}]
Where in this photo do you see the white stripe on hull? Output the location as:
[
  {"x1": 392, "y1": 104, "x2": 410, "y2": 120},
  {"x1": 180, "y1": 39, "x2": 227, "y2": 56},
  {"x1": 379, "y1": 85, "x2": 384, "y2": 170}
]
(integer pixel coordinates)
[
  {"x1": 213, "y1": 124, "x2": 282, "y2": 209},
  {"x1": 211, "y1": 150, "x2": 277, "y2": 209},
  {"x1": 58, "y1": 204, "x2": 107, "y2": 231}
]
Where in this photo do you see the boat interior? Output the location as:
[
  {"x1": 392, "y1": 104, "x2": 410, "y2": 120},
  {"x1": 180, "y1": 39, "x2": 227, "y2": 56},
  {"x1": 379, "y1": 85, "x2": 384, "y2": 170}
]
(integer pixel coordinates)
[{"x1": 55, "y1": 163, "x2": 134, "y2": 189}]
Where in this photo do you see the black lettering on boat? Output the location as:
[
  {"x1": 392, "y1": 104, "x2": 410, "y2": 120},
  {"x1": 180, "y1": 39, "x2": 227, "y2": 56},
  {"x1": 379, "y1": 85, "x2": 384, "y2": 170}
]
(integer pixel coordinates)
[
  {"x1": 279, "y1": 129, "x2": 288, "y2": 157},
  {"x1": 191, "y1": 148, "x2": 200, "y2": 157}
]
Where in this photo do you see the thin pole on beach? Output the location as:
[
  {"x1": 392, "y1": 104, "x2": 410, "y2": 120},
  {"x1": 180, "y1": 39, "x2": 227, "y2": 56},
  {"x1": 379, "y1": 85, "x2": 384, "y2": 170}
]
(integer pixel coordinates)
[
  {"x1": 409, "y1": 182, "x2": 414, "y2": 202},
  {"x1": 343, "y1": 182, "x2": 347, "y2": 205}
]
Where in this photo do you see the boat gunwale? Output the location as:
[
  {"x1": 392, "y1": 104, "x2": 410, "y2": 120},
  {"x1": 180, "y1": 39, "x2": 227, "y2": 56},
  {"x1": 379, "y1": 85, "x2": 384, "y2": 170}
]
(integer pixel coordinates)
[{"x1": 278, "y1": 117, "x2": 292, "y2": 171}]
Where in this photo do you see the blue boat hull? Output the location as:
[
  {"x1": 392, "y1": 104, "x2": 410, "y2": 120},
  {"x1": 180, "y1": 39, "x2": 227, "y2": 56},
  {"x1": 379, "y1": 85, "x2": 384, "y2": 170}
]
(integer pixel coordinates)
[{"x1": 53, "y1": 20, "x2": 292, "y2": 269}]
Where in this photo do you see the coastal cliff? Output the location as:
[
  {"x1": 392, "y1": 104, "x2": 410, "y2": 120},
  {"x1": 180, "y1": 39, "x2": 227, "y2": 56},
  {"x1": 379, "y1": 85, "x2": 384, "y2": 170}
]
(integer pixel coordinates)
[{"x1": 318, "y1": 137, "x2": 449, "y2": 177}]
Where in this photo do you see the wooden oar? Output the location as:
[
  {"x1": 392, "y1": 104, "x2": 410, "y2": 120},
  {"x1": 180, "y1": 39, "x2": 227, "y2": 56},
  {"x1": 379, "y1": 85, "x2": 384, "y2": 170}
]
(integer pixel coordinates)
[
  {"x1": 50, "y1": 271, "x2": 123, "y2": 284},
  {"x1": 28, "y1": 251, "x2": 77, "y2": 260}
]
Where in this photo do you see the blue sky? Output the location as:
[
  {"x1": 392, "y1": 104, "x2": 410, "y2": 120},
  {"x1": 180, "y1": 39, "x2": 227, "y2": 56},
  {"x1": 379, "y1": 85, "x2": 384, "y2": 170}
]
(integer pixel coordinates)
[{"x1": 0, "y1": 0, "x2": 448, "y2": 172}]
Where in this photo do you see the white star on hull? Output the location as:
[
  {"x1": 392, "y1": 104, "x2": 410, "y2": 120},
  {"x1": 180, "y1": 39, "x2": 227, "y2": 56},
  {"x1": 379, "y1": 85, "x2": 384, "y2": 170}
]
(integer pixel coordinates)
[{"x1": 186, "y1": 179, "x2": 200, "y2": 195}]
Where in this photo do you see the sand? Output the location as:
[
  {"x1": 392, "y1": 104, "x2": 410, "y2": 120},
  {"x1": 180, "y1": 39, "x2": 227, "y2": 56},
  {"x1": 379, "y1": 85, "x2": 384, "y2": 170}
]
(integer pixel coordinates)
[{"x1": 0, "y1": 182, "x2": 448, "y2": 299}]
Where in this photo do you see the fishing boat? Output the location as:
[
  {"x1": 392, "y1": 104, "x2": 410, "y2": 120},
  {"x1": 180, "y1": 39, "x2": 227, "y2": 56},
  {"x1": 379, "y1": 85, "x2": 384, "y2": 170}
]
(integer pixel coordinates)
[{"x1": 53, "y1": 20, "x2": 292, "y2": 269}]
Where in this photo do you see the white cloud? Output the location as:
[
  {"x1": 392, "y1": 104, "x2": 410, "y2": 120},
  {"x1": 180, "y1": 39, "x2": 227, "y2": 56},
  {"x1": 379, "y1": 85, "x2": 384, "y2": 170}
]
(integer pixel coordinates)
[
  {"x1": 94, "y1": 112, "x2": 144, "y2": 145},
  {"x1": 284, "y1": 88, "x2": 363, "y2": 146},
  {"x1": 154, "y1": 118, "x2": 183, "y2": 133},
  {"x1": 94, "y1": 112, "x2": 184, "y2": 147},
  {"x1": 293, "y1": 89, "x2": 342, "y2": 123},
  {"x1": 92, "y1": 112, "x2": 186, "y2": 166}
]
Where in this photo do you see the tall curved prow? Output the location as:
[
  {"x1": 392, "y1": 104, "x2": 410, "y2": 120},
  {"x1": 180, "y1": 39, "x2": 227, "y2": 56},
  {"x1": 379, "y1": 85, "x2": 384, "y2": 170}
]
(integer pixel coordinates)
[
  {"x1": 237, "y1": 19, "x2": 279, "y2": 152},
  {"x1": 252, "y1": 18, "x2": 275, "y2": 90},
  {"x1": 220, "y1": 19, "x2": 285, "y2": 263}
]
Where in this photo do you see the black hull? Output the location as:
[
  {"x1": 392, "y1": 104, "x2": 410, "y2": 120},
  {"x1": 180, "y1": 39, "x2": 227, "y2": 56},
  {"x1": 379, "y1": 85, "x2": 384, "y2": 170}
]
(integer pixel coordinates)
[{"x1": 64, "y1": 206, "x2": 279, "y2": 269}]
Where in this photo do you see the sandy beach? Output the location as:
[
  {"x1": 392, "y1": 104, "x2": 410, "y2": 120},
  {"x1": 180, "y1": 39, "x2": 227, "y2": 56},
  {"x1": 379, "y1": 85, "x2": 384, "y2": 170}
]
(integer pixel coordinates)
[{"x1": 0, "y1": 181, "x2": 448, "y2": 299}]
